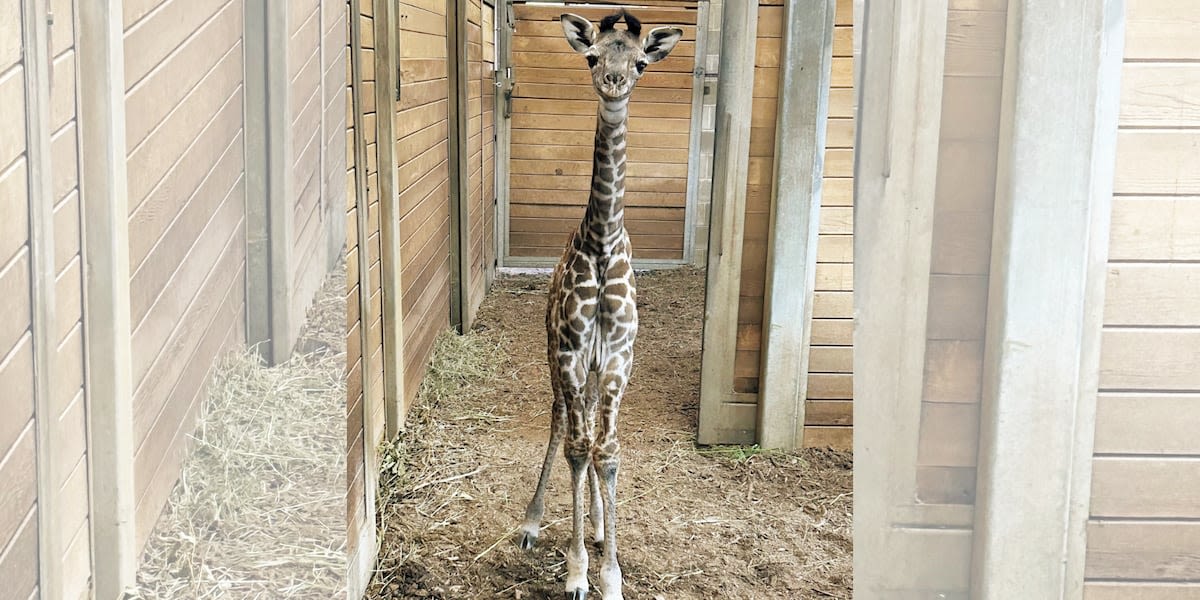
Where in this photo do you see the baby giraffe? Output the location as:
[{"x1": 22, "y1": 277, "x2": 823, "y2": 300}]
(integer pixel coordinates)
[{"x1": 514, "y1": 9, "x2": 682, "y2": 600}]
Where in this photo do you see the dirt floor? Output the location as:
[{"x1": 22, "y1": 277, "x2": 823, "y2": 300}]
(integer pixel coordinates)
[
  {"x1": 134, "y1": 265, "x2": 347, "y2": 599},
  {"x1": 367, "y1": 268, "x2": 852, "y2": 599}
]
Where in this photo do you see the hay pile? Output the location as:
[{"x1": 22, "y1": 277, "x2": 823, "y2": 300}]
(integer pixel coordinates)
[
  {"x1": 134, "y1": 265, "x2": 348, "y2": 599},
  {"x1": 371, "y1": 329, "x2": 509, "y2": 597}
]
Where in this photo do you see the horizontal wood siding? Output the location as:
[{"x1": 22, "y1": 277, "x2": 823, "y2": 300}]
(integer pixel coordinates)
[
  {"x1": 290, "y1": 0, "x2": 332, "y2": 342},
  {"x1": 1085, "y1": 2, "x2": 1200, "y2": 598},
  {"x1": 48, "y1": 1, "x2": 91, "y2": 594},
  {"x1": 506, "y1": 4, "x2": 697, "y2": 263},
  {"x1": 912, "y1": 0, "x2": 1005, "y2": 506},
  {"x1": 0, "y1": 5, "x2": 38, "y2": 594},
  {"x1": 735, "y1": 0, "x2": 854, "y2": 449},
  {"x1": 464, "y1": 0, "x2": 487, "y2": 320},
  {"x1": 359, "y1": 0, "x2": 385, "y2": 435},
  {"x1": 397, "y1": 0, "x2": 451, "y2": 409},
  {"x1": 346, "y1": 0, "x2": 369, "y2": 565},
  {"x1": 123, "y1": 0, "x2": 248, "y2": 549},
  {"x1": 481, "y1": 1, "x2": 495, "y2": 289}
]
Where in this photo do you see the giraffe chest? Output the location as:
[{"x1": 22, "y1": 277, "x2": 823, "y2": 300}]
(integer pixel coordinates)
[{"x1": 550, "y1": 247, "x2": 638, "y2": 364}]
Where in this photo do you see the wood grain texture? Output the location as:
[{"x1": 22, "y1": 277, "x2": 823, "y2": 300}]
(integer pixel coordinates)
[
  {"x1": 397, "y1": 0, "x2": 452, "y2": 408},
  {"x1": 1091, "y1": 457, "x2": 1200, "y2": 518},
  {"x1": 506, "y1": 5, "x2": 695, "y2": 262},
  {"x1": 1086, "y1": 520, "x2": 1200, "y2": 580},
  {"x1": 1085, "y1": 3, "x2": 1200, "y2": 589}
]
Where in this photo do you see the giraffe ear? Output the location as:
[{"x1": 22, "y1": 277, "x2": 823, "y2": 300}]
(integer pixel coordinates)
[
  {"x1": 560, "y1": 13, "x2": 595, "y2": 53},
  {"x1": 642, "y1": 26, "x2": 683, "y2": 63}
]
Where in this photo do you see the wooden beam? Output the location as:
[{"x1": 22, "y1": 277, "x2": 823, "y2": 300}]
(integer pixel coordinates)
[
  {"x1": 681, "y1": 0, "x2": 708, "y2": 266},
  {"x1": 245, "y1": 0, "x2": 294, "y2": 365},
  {"x1": 969, "y1": 0, "x2": 1125, "y2": 597},
  {"x1": 697, "y1": 0, "x2": 759, "y2": 445},
  {"x1": 347, "y1": 0, "x2": 378, "y2": 596},
  {"x1": 372, "y1": 0, "x2": 407, "y2": 444},
  {"x1": 447, "y1": 0, "x2": 471, "y2": 331},
  {"x1": 23, "y1": 0, "x2": 60, "y2": 597},
  {"x1": 268, "y1": 0, "x2": 294, "y2": 364},
  {"x1": 756, "y1": 0, "x2": 836, "y2": 450},
  {"x1": 77, "y1": 0, "x2": 137, "y2": 595},
  {"x1": 852, "y1": 0, "x2": 949, "y2": 595}
]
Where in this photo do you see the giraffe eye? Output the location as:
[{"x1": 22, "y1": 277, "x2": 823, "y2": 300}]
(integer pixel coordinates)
[
  {"x1": 586, "y1": 55, "x2": 599, "y2": 68},
  {"x1": 635, "y1": 60, "x2": 647, "y2": 73}
]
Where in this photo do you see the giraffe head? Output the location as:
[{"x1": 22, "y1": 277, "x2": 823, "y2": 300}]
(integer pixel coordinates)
[{"x1": 560, "y1": 10, "x2": 684, "y2": 101}]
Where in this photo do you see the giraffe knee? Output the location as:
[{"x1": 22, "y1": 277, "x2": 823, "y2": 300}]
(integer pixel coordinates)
[
  {"x1": 592, "y1": 442, "x2": 620, "y2": 477},
  {"x1": 565, "y1": 438, "x2": 592, "y2": 467}
]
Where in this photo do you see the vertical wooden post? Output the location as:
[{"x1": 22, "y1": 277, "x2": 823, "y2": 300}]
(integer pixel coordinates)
[
  {"x1": 852, "y1": 0, "x2": 950, "y2": 595},
  {"x1": 23, "y1": 0, "x2": 60, "y2": 596},
  {"x1": 245, "y1": 0, "x2": 294, "y2": 365},
  {"x1": 969, "y1": 0, "x2": 1125, "y2": 597},
  {"x1": 371, "y1": 0, "x2": 406, "y2": 455},
  {"x1": 347, "y1": 0, "x2": 378, "y2": 595},
  {"x1": 681, "y1": 0, "x2": 708, "y2": 266},
  {"x1": 446, "y1": 0, "x2": 471, "y2": 331},
  {"x1": 697, "y1": 0, "x2": 758, "y2": 445},
  {"x1": 77, "y1": 1, "x2": 136, "y2": 596},
  {"x1": 756, "y1": 0, "x2": 836, "y2": 450}
]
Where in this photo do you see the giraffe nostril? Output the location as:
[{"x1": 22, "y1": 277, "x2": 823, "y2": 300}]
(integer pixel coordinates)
[{"x1": 604, "y1": 73, "x2": 624, "y2": 85}]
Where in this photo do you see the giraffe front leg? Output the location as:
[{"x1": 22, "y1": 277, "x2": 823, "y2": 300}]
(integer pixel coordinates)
[
  {"x1": 593, "y1": 443, "x2": 622, "y2": 600},
  {"x1": 518, "y1": 395, "x2": 566, "y2": 550},
  {"x1": 594, "y1": 365, "x2": 629, "y2": 600},
  {"x1": 564, "y1": 402, "x2": 593, "y2": 599}
]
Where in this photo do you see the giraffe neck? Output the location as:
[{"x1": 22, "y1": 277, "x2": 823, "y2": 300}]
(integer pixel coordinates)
[{"x1": 579, "y1": 97, "x2": 630, "y2": 254}]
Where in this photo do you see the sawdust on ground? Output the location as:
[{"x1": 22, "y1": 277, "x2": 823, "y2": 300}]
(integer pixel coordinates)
[{"x1": 367, "y1": 267, "x2": 852, "y2": 599}]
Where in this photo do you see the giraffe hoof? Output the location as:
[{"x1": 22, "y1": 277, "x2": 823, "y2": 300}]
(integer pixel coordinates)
[
  {"x1": 565, "y1": 590, "x2": 587, "y2": 600},
  {"x1": 517, "y1": 530, "x2": 538, "y2": 551}
]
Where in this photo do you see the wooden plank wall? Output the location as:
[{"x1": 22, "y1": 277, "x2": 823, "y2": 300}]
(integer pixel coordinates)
[
  {"x1": 506, "y1": 4, "x2": 697, "y2": 263},
  {"x1": 47, "y1": 0, "x2": 92, "y2": 594},
  {"x1": 914, "y1": 0, "x2": 1005, "y2": 506},
  {"x1": 396, "y1": 0, "x2": 452, "y2": 407},
  {"x1": 739, "y1": 0, "x2": 854, "y2": 449},
  {"x1": 481, "y1": 2, "x2": 496, "y2": 290},
  {"x1": 346, "y1": 0, "x2": 373, "y2": 573},
  {"x1": 0, "y1": 1, "x2": 39, "y2": 592},
  {"x1": 122, "y1": 0, "x2": 249, "y2": 549},
  {"x1": 290, "y1": 0, "x2": 333, "y2": 338},
  {"x1": 463, "y1": 0, "x2": 490, "y2": 320},
  {"x1": 1084, "y1": 3, "x2": 1200, "y2": 598},
  {"x1": 323, "y1": 0, "x2": 348, "y2": 264}
]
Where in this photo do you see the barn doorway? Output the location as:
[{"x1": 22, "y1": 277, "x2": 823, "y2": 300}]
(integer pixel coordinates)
[
  {"x1": 365, "y1": 1, "x2": 853, "y2": 597},
  {"x1": 497, "y1": 3, "x2": 705, "y2": 268}
]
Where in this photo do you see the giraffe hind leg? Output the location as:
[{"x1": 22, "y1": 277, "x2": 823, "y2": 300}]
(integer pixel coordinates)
[{"x1": 518, "y1": 395, "x2": 566, "y2": 550}]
